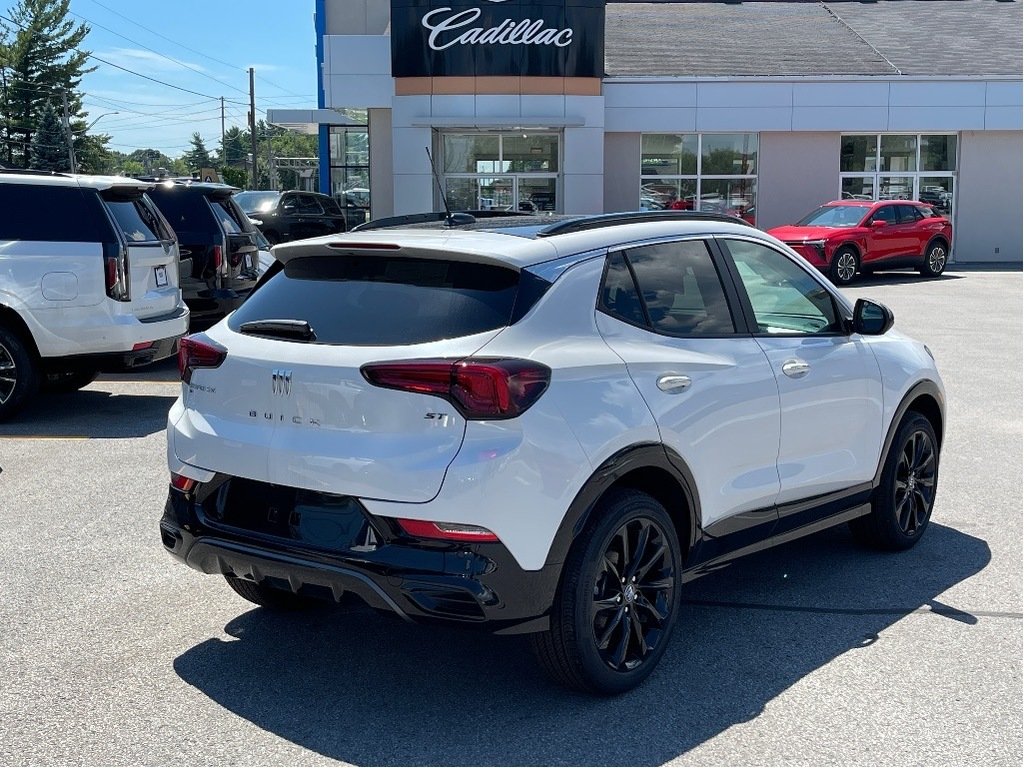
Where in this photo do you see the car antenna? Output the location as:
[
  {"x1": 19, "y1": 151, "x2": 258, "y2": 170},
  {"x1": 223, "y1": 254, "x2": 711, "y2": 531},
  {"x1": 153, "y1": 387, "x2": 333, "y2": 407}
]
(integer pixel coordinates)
[{"x1": 425, "y1": 147, "x2": 474, "y2": 228}]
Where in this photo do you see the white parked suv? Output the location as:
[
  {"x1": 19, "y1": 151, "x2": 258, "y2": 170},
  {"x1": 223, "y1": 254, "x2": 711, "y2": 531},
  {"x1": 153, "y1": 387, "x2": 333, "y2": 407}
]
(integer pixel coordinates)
[
  {"x1": 162, "y1": 211, "x2": 944, "y2": 693},
  {"x1": 0, "y1": 171, "x2": 189, "y2": 420}
]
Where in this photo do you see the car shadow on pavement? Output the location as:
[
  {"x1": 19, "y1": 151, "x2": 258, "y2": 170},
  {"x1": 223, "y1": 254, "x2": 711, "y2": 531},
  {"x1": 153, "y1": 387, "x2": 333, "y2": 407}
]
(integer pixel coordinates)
[
  {"x1": 1, "y1": 389, "x2": 176, "y2": 438},
  {"x1": 173, "y1": 522, "x2": 991, "y2": 766},
  {"x1": 851, "y1": 271, "x2": 965, "y2": 288}
]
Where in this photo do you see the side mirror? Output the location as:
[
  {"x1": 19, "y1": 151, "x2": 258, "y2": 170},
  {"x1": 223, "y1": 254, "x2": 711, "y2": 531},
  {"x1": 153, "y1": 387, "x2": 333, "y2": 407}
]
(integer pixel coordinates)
[
  {"x1": 853, "y1": 298, "x2": 894, "y2": 335},
  {"x1": 870, "y1": 219, "x2": 886, "y2": 229}
]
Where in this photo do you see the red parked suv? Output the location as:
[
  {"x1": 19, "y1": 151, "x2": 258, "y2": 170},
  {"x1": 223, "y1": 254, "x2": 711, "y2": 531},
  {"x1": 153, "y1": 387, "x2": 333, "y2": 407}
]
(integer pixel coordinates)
[{"x1": 768, "y1": 201, "x2": 953, "y2": 285}]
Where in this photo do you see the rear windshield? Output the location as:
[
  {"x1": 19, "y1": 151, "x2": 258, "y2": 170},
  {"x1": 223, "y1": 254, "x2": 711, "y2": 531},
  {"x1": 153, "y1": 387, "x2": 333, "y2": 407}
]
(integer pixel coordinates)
[
  {"x1": 229, "y1": 255, "x2": 533, "y2": 345},
  {"x1": 147, "y1": 187, "x2": 217, "y2": 243},
  {"x1": 102, "y1": 194, "x2": 172, "y2": 243},
  {"x1": 211, "y1": 199, "x2": 249, "y2": 234}
]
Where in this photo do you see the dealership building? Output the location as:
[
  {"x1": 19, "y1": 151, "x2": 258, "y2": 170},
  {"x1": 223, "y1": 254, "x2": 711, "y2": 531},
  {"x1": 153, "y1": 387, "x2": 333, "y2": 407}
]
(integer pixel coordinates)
[{"x1": 269, "y1": 0, "x2": 1023, "y2": 262}]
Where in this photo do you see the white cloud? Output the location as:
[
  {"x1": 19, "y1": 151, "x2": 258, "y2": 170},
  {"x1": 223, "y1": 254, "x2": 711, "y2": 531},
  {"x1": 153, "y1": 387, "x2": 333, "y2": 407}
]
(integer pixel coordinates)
[{"x1": 95, "y1": 47, "x2": 209, "y2": 74}]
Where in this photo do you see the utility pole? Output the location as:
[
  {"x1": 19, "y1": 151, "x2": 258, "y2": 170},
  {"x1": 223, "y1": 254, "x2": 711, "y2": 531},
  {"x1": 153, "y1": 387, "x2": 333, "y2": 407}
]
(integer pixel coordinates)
[
  {"x1": 248, "y1": 68, "x2": 258, "y2": 189},
  {"x1": 60, "y1": 91, "x2": 76, "y2": 173},
  {"x1": 220, "y1": 96, "x2": 226, "y2": 162}
]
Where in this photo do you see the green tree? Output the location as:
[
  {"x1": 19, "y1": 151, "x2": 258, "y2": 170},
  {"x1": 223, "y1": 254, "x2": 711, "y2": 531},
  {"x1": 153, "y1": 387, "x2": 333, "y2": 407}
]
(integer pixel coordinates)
[
  {"x1": 28, "y1": 101, "x2": 69, "y2": 170},
  {"x1": 0, "y1": 0, "x2": 107, "y2": 168},
  {"x1": 221, "y1": 126, "x2": 246, "y2": 167},
  {"x1": 219, "y1": 165, "x2": 247, "y2": 188},
  {"x1": 183, "y1": 132, "x2": 212, "y2": 171}
]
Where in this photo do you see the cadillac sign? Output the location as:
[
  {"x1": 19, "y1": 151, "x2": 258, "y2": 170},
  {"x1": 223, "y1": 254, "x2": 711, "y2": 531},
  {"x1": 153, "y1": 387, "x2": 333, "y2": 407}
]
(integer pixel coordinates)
[{"x1": 391, "y1": 0, "x2": 605, "y2": 78}]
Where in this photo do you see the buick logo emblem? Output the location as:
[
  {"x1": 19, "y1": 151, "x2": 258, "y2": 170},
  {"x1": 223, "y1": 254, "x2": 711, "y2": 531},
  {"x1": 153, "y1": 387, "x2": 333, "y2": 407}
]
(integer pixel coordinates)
[{"x1": 272, "y1": 369, "x2": 292, "y2": 396}]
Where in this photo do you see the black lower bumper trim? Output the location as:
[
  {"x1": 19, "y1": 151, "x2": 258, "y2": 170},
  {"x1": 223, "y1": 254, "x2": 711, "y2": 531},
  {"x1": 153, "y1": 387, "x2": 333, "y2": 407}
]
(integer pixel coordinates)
[
  {"x1": 186, "y1": 537, "x2": 412, "y2": 620},
  {"x1": 50, "y1": 333, "x2": 182, "y2": 372}
]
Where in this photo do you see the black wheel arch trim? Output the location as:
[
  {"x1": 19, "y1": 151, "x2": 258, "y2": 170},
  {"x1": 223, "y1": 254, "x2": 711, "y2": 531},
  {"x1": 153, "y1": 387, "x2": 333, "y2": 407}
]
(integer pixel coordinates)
[
  {"x1": 544, "y1": 442, "x2": 701, "y2": 569},
  {"x1": 874, "y1": 379, "x2": 945, "y2": 486}
]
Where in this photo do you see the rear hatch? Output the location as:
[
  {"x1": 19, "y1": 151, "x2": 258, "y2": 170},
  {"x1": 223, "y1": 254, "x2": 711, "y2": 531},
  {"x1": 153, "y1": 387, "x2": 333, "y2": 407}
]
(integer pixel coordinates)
[
  {"x1": 207, "y1": 191, "x2": 259, "y2": 287},
  {"x1": 172, "y1": 251, "x2": 545, "y2": 502},
  {"x1": 99, "y1": 187, "x2": 181, "y2": 320}
]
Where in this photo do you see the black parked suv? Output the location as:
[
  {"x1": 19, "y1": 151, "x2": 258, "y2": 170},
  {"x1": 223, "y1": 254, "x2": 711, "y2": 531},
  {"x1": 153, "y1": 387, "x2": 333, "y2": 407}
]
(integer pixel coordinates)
[
  {"x1": 234, "y1": 190, "x2": 347, "y2": 244},
  {"x1": 144, "y1": 180, "x2": 260, "y2": 326}
]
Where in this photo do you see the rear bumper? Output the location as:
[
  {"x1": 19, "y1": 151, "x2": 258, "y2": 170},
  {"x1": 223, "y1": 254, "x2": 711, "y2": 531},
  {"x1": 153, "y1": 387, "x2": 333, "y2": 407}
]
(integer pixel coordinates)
[
  {"x1": 160, "y1": 482, "x2": 558, "y2": 634},
  {"x1": 52, "y1": 333, "x2": 181, "y2": 372}
]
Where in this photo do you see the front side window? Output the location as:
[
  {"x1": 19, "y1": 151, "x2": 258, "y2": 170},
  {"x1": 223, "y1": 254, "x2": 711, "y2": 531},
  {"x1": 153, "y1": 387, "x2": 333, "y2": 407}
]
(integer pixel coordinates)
[
  {"x1": 640, "y1": 133, "x2": 757, "y2": 224},
  {"x1": 724, "y1": 239, "x2": 839, "y2": 335},
  {"x1": 600, "y1": 240, "x2": 735, "y2": 336}
]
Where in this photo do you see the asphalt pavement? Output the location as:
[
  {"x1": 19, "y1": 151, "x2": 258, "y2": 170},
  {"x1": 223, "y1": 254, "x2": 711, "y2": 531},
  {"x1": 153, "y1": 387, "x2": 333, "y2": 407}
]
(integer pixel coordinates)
[{"x1": 0, "y1": 267, "x2": 1020, "y2": 766}]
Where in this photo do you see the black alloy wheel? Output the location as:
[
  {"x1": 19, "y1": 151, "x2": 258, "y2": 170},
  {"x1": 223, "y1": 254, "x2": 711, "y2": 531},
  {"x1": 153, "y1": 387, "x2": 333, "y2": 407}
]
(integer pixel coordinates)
[
  {"x1": 892, "y1": 428, "x2": 937, "y2": 537},
  {"x1": 0, "y1": 324, "x2": 38, "y2": 421},
  {"x1": 850, "y1": 412, "x2": 939, "y2": 551},
  {"x1": 591, "y1": 517, "x2": 676, "y2": 672},
  {"x1": 530, "y1": 489, "x2": 682, "y2": 694}
]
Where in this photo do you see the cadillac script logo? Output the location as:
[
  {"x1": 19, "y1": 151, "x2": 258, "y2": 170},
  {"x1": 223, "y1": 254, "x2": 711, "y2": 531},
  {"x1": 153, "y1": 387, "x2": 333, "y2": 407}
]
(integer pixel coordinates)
[{"x1": 421, "y1": 1, "x2": 574, "y2": 51}]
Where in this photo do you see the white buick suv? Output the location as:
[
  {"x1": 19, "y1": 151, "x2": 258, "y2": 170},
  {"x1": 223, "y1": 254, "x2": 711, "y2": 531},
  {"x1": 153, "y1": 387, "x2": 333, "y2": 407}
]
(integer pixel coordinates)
[{"x1": 162, "y1": 211, "x2": 944, "y2": 694}]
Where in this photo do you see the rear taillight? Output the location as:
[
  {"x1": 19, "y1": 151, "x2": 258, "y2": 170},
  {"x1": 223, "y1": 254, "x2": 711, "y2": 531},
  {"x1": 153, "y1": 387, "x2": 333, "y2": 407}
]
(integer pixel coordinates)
[
  {"x1": 211, "y1": 244, "x2": 224, "y2": 271},
  {"x1": 170, "y1": 473, "x2": 196, "y2": 493},
  {"x1": 178, "y1": 334, "x2": 227, "y2": 384},
  {"x1": 102, "y1": 242, "x2": 130, "y2": 302},
  {"x1": 361, "y1": 358, "x2": 550, "y2": 420},
  {"x1": 397, "y1": 518, "x2": 499, "y2": 542}
]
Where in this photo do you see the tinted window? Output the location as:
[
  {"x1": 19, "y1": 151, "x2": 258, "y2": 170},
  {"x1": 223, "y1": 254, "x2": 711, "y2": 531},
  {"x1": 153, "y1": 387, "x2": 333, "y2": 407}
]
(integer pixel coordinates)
[
  {"x1": 870, "y1": 205, "x2": 897, "y2": 225},
  {"x1": 234, "y1": 191, "x2": 280, "y2": 214},
  {"x1": 797, "y1": 205, "x2": 870, "y2": 227},
  {"x1": 0, "y1": 184, "x2": 113, "y2": 242},
  {"x1": 229, "y1": 255, "x2": 529, "y2": 345},
  {"x1": 148, "y1": 187, "x2": 217, "y2": 243},
  {"x1": 322, "y1": 197, "x2": 343, "y2": 215},
  {"x1": 725, "y1": 240, "x2": 839, "y2": 335},
  {"x1": 211, "y1": 199, "x2": 246, "y2": 234},
  {"x1": 624, "y1": 240, "x2": 735, "y2": 336},
  {"x1": 295, "y1": 195, "x2": 324, "y2": 215},
  {"x1": 599, "y1": 252, "x2": 647, "y2": 327},
  {"x1": 102, "y1": 195, "x2": 168, "y2": 243},
  {"x1": 897, "y1": 205, "x2": 924, "y2": 223}
]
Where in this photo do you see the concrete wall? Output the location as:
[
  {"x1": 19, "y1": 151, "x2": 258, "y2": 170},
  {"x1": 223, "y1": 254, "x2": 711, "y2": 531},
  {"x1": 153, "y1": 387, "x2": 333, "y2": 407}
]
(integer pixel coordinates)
[
  {"x1": 368, "y1": 108, "x2": 394, "y2": 220},
  {"x1": 955, "y1": 130, "x2": 1023, "y2": 263},
  {"x1": 604, "y1": 133, "x2": 640, "y2": 212},
  {"x1": 756, "y1": 132, "x2": 841, "y2": 231}
]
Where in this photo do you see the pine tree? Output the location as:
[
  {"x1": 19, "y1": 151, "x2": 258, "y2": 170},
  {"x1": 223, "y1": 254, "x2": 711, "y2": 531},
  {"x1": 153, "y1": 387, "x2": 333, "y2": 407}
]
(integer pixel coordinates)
[
  {"x1": 0, "y1": 0, "x2": 106, "y2": 168},
  {"x1": 28, "y1": 101, "x2": 69, "y2": 171},
  {"x1": 184, "y1": 132, "x2": 212, "y2": 171}
]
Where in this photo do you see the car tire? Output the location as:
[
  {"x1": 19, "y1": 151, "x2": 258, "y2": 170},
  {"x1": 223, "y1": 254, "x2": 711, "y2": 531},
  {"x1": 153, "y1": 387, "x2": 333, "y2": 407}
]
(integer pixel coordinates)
[
  {"x1": 850, "y1": 412, "x2": 939, "y2": 551},
  {"x1": 529, "y1": 489, "x2": 682, "y2": 694},
  {"x1": 920, "y1": 240, "x2": 948, "y2": 277},
  {"x1": 829, "y1": 247, "x2": 859, "y2": 286},
  {"x1": 42, "y1": 369, "x2": 99, "y2": 393},
  {"x1": 0, "y1": 324, "x2": 39, "y2": 422},
  {"x1": 224, "y1": 575, "x2": 318, "y2": 610}
]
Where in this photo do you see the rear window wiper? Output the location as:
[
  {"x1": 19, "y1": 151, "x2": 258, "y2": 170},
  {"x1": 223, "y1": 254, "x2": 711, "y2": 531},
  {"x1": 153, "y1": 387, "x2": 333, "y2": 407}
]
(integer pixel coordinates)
[{"x1": 238, "y1": 319, "x2": 317, "y2": 342}]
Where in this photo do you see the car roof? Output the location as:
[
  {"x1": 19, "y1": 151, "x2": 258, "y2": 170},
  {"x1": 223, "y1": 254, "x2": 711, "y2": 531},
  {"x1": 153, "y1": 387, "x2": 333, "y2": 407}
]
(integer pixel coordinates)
[
  {"x1": 145, "y1": 179, "x2": 239, "y2": 194},
  {"x1": 273, "y1": 213, "x2": 769, "y2": 271},
  {"x1": 827, "y1": 199, "x2": 922, "y2": 208},
  {"x1": 0, "y1": 170, "x2": 153, "y2": 192}
]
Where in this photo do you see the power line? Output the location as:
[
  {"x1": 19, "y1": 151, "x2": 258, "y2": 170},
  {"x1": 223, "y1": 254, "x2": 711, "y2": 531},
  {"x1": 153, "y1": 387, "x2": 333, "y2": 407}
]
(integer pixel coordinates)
[{"x1": 69, "y1": 10, "x2": 251, "y2": 97}]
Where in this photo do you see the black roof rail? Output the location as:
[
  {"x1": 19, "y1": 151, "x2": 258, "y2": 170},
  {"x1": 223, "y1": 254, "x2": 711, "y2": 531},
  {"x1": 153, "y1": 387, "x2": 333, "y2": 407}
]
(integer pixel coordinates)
[
  {"x1": 535, "y1": 210, "x2": 755, "y2": 238},
  {"x1": 352, "y1": 209, "x2": 533, "y2": 232}
]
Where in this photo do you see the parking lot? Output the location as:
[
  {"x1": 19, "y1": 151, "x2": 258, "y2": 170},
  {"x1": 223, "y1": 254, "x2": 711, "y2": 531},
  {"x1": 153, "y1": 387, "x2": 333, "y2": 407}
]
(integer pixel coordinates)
[{"x1": 0, "y1": 267, "x2": 1020, "y2": 766}]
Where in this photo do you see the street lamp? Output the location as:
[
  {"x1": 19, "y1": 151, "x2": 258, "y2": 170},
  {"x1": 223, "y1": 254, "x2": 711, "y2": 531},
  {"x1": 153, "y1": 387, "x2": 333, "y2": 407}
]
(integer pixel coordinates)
[
  {"x1": 83, "y1": 111, "x2": 119, "y2": 132},
  {"x1": 70, "y1": 112, "x2": 120, "y2": 173}
]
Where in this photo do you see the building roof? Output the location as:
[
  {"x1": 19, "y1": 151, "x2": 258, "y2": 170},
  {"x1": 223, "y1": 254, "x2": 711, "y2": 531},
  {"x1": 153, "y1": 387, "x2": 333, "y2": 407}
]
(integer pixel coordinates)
[{"x1": 605, "y1": 0, "x2": 1023, "y2": 78}]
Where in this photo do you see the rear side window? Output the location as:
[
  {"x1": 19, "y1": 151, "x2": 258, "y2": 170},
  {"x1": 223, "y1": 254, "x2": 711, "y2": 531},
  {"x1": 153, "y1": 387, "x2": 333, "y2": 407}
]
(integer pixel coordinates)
[
  {"x1": 102, "y1": 194, "x2": 170, "y2": 243},
  {"x1": 898, "y1": 205, "x2": 924, "y2": 223},
  {"x1": 600, "y1": 240, "x2": 736, "y2": 336},
  {"x1": 0, "y1": 183, "x2": 114, "y2": 242},
  {"x1": 295, "y1": 195, "x2": 324, "y2": 215},
  {"x1": 211, "y1": 198, "x2": 249, "y2": 234},
  {"x1": 229, "y1": 255, "x2": 541, "y2": 345},
  {"x1": 322, "y1": 197, "x2": 343, "y2": 215},
  {"x1": 599, "y1": 252, "x2": 647, "y2": 327}
]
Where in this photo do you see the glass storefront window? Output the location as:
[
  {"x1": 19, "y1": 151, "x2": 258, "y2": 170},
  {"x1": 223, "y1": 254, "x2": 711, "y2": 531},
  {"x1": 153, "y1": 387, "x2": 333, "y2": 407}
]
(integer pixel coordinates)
[
  {"x1": 641, "y1": 134, "x2": 698, "y2": 176},
  {"x1": 841, "y1": 177, "x2": 876, "y2": 200},
  {"x1": 841, "y1": 135, "x2": 877, "y2": 173},
  {"x1": 502, "y1": 135, "x2": 559, "y2": 173},
  {"x1": 879, "y1": 175, "x2": 915, "y2": 200},
  {"x1": 329, "y1": 123, "x2": 370, "y2": 228},
  {"x1": 920, "y1": 176, "x2": 955, "y2": 218},
  {"x1": 702, "y1": 134, "x2": 757, "y2": 175},
  {"x1": 443, "y1": 135, "x2": 500, "y2": 174},
  {"x1": 921, "y1": 135, "x2": 957, "y2": 172},
  {"x1": 640, "y1": 134, "x2": 757, "y2": 223},
  {"x1": 880, "y1": 135, "x2": 917, "y2": 172}
]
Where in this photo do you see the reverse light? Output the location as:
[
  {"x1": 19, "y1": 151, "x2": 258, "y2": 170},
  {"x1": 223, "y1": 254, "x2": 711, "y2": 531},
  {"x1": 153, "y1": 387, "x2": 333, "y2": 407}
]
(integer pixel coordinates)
[
  {"x1": 178, "y1": 333, "x2": 227, "y2": 384},
  {"x1": 361, "y1": 358, "x2": 551, "y2": 420},
  {"x1": 397, "y1": 518, "x2": 499, "y2": 542}
]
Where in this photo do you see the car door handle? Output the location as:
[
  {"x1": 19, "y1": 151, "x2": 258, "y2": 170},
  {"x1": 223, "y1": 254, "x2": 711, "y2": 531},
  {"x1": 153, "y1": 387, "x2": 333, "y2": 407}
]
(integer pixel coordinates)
[
  {"x1": 657, "y1": 374, "x2": 692, "y2": 393},
  {"x1": 782, "y1": 359, "x2": 811, "y2": 378}
]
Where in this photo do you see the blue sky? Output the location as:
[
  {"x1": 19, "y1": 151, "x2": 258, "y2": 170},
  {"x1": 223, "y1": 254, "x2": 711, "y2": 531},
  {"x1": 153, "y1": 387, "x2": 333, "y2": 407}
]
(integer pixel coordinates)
[{"x1": 41, "y1": 0, "x2": 318, "y2": 155}]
